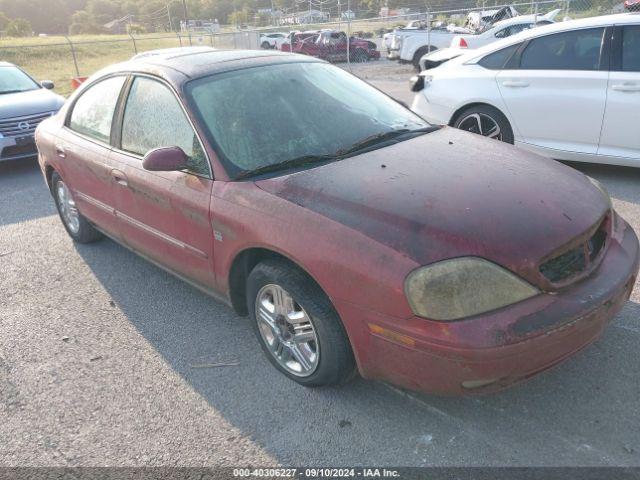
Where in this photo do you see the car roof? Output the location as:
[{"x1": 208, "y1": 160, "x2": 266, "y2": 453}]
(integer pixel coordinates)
[
  {"x1": 131, "y1": 46, "x2": 215, "y2": 60},
  {"x1": 93, "y1": 49, "x2": 321, "y2": 85}
]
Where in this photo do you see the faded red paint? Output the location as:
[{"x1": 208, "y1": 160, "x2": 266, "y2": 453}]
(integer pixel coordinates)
[{"x1": 36, "y1": 55, "x2": 640, "y2": 395}]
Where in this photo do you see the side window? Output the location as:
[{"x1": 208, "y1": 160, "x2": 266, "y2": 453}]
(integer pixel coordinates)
[
  {"x1": 121, "y1": 77, "x2": 208, "y2": 176},
  {"x1": 622, "y1": 25, "x2": 640, "y2": 72},
  {"x1": 495, "y1": 24, "x2": 531, "y2": 39},
  {"x1": 479, "y1": 43, "x2": 521, "y2": 70},
  {"x1": 69, "y1": 76, "x2": 126, "y2": 143},
  {"x1": 520, "y1": 28, "x2": 604, "y2": 70}
]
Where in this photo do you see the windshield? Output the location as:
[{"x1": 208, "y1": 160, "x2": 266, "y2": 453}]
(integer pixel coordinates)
[
  {"x1": 186, "y1": 62, "x2": 431, "y2": 179},
  {"x1": 0, "y1": 66, "x2": 39, "y2": 94}
]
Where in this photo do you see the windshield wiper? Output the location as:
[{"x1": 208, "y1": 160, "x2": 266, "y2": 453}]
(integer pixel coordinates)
[
  {"x1": 235, "y1": 153, "x2": 337, "y2": 180},
  {"x1": 336, "y1": 126, "x2": 438, "y2": 157},
  {"x1": 0, "y1": 89, "x2": 27, "y2": 95}
]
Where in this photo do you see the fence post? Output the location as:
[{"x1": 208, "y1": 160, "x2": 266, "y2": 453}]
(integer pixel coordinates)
[
  {"x1": 209, "y1": 33, "x2": 214, "y2": 47},
  {"x1": 176, "y1": 31, "x2": 183, "y2": 47},
  {"x1": 129, "y1": 32, "x2": 138, "y2": 54},
  {"x1": 427, "y1": 7, "x2": 431, "y2": 53},
  {"x1": 188, "y1": 31, "x2": 193, "y2": 46},
  {"x1": 64, "y1": 36, "x2": 80, "y2": 78}
]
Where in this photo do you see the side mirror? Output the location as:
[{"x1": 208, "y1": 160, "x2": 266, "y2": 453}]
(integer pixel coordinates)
[
  {"x1": 142, "y1": 146, "x2": 188, "y2": 172},
  {"x1": 41, "y1": 80, "x2": 55, "y2": 90}
]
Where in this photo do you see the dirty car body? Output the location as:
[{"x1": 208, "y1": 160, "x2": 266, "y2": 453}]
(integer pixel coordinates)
[{"x1": 36, "y1": 49, "x2": 639, "y2": 395}]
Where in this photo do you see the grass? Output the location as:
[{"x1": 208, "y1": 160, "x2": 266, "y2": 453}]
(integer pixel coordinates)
[{"x1": 0, "y1": 33, "x2": 229, "y2": 97}]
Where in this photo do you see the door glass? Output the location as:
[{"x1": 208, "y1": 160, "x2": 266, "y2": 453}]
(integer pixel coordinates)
[
  {"x1": 520, "y1": 28, "x2": 604, "y2": 70},
  {"x1": 121, "y1": 77, "x2": 208, "y2": 176},
  {"x1": 479, "y1": 43, "x2": 521, "y2": 69},
  {"x1": 622, "y1": 25, "x2": 640, "y2": 72},
  {"x1": 69, "y1": 76, "x2": 126, "y2": 143}
]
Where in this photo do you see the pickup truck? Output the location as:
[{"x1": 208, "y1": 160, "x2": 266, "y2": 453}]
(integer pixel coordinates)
[
  {"x1": 387, "y1": 27, "x2": 457, "y2": 69},
  {"x1": 295, "y1": 31, "x2": 380, "y2": 62}
]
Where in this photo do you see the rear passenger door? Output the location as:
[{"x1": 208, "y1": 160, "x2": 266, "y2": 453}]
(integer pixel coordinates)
[
  {"x1": 110, "y1": 75, "x2": 216, "y2": 289},
  {"x1": 597, "y1": 24, "x2": 640, "y2": 161},
  {"x1": 60, "y1": 75, "x2": 127, "y2": 238},
  {"x1": 497, "y1": 27, "x2": 609, "y2": 154}
]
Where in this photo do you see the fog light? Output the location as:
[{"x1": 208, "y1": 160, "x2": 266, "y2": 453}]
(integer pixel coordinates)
[{"x1": 461, "y1": 378, "x2": 500, "y2": 389}]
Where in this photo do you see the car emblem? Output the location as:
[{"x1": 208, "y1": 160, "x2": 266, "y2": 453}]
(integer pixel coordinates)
[{"x1": 17, "y1": 121, "x2": 29, "y2": 131}]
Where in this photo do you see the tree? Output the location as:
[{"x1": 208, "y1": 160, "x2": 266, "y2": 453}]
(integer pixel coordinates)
[
  {"x1": 69, "y1": 9, "x2": 103, "y2": 34},
  {"x1": 6, "y1": 18, "x2": 32, "y2": 36},
  {"x1": 0, "y1": 11, "x2": 9, "y2": 32}
]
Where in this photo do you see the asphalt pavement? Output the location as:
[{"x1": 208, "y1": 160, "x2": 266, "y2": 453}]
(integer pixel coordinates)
[{"x1": 1, "y1": 79, "x2": 639, "y2": 467}]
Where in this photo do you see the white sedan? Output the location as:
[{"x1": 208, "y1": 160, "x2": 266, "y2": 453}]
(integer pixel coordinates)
[
  {"x1": 450, "y1": 9, "x2": 560, "y2": 49},
  {"x1": 411, "y1": 13, "x2": 640, "y2": 167}
]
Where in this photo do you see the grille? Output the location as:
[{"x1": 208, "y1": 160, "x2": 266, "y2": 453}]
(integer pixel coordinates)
[
  {"x1": 0, "y1": 111, "x2": 53, "y2": 138},
  {"x1": 539, "y1": 218, "x2": 608, "y2": 284}
]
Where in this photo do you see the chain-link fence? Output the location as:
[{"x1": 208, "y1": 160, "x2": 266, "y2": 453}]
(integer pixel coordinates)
[
  {"x1": 0, "y1": 0, "x2": 624, "y2": 96},
  {"x1": 0, "y1": 31, "x2": 259, "y2": 96}
]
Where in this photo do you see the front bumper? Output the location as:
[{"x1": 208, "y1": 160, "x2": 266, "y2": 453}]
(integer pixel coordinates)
[
  {"x1": 337, "y1": 220, "x2": 639, "y2": 395},
  {"x1": 410, "y1": 91, "x2": 455, "y2": 125},
  {"x1": 0, "y1": 134, "x2": 38, "y2": 162}
]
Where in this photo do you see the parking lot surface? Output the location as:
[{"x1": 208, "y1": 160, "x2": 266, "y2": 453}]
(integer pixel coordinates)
[{"x1": 1, "y1": 75, "x2": 639, "y2": 467}]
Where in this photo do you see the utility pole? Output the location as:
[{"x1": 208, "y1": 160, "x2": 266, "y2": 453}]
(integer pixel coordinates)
[
  {"x1": 182, "y1": 0, "x2": 189, "y2": 30},
  {"x1": 167, "y1": 4, "x2": 173, "y2": 32}
]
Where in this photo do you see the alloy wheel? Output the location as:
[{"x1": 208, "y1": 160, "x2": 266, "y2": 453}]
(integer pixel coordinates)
[
  {"x1": 255, "y1": 284, "x2": 319, "y2": 377},
  {"x1": 457, "y1": 112, "x2": 503, "y2": 140},
  {"x1": 56, "y1": 181, "x2": 80, "y2": 234}
]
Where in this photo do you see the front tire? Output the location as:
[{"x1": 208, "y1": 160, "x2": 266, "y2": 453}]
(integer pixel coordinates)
[
  {"x1": 51, "y1": 171, "x2": 102, "y2": 243},
  {"x1": 350, "y1": 49, "x2": 369, "y2": 63},
  {"x1": 452, "y1": 105, "x2": 514, "y2": 144},
  {"x1": 412, "y1": 45, "x2": 437, "y2": 71},
  {"x1": 247, "y1": 259, "x2": 355, "y2": 387},
  {"x1": 261, "y1": 41, "x2": 271, "y2": 49}
]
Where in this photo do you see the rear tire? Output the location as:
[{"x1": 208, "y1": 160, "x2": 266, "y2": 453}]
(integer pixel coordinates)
[
  {"x1": 247, "y1": 259, "x2": 355, "y2": 387},
  {"x1": 261, "y1": 41, "x2": 271, "y2": 49},
  {"x1": 51, "y1": 171, "x2": 102, "y2": 243},
  {"x1": 452, "y1": 105, "x2": 514, "y2": 144}
]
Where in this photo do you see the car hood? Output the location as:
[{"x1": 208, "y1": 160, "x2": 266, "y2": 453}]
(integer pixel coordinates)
[
  {"x1": 0, "y1": 88, "x2": 65, "y2": 120},
  {"x1": 256, "y1": 128, "x2": 609, "y2": 286}
]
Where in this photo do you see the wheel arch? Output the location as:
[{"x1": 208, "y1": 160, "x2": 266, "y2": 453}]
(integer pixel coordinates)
[
  {"x1": 228, "y1": 246, "x2": 331, "y2": 316},
  {"x1": 448, "y1": 101, "x2": 508, "y2": 127},
  {"x1": 44, "y1": 164, "x2": 56, "y2": 191}
]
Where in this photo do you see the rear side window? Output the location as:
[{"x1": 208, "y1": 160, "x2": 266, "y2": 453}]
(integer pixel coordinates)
[
  {"x1": 121, "y1": 76, "x2": 208, "y2": 176},
  {"x1": 494, "y1": 23, "x2": 532, "y2": 39},
  {"x1": 520, "y1": 28, "x2": 604, "y2": 70},
  {"x1": 622, "y1": 25, "x2": 640, "y2": 72},
  {"x1": 69, "y1": 76, "x2": 126, "y2": 143},
  {"x1": 479, "y1": 43, "x2": 521, "y2": 69}
]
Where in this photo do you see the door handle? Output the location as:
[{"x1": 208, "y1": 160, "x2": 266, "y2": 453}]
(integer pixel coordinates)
[
  {"x1": 110, "y1": 169, "x2": 128, "y2": 187},
  {"x1": 55, "y1": 144, "x2": 66, "y2": 158},
  {"x1": 502, "y1": 80, "x2": 530, "y2": 88},
  {"x1": 611, "y1": 83, "x2": 640, "y2": 92}
]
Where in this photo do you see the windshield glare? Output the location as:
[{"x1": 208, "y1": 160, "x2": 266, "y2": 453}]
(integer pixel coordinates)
[
  {"x1": 0, "y1": 66, "x2": 39, "y2": 94},
  {"x1": 186, "y1": 62, "x2": 430, "y2": 178}
]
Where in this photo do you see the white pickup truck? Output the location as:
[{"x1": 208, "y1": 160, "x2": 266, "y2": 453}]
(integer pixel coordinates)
[{"x1": 387, "y1": 27, "x2": 457, "y2": 69}]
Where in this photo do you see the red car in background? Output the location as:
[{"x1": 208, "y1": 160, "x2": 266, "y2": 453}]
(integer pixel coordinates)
[
  {"x1": 36, "y1": 50, "x2": 639, "y2": 395},
  {"x1": 625, "y1": 0, "x2": 640, "y2": 10},
  {"x1": 295, "y1": 30, "x2": 380, "y2": 62}
]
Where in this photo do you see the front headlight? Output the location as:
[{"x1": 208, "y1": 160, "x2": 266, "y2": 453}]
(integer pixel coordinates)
[{"x1": 405, "y1": 257, "x2": 540, "y2": 321}]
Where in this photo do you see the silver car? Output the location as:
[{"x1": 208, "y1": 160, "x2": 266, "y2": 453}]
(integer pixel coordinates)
[{"x1": 0, "y1": 62, "x2": 65, "y2": 162}]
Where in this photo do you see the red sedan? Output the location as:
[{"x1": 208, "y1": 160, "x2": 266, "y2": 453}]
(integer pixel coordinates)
[{"x1": 36, "y1": 50, "x2": 639, "y2": 395}]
